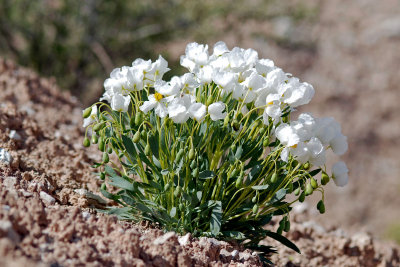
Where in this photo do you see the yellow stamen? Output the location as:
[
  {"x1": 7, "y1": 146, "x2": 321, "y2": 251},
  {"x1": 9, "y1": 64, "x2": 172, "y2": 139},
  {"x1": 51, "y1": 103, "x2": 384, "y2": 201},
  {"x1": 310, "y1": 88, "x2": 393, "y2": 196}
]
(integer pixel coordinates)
[
  {"x1": 154, "y1": 93, "x2": 163, "y2": 102},
  {"x1": 267, "y1": 101, "x2": 273, "y2": 105},
  {"x1": 291, "y1": 144, "x2": 298, "y2": 148}
]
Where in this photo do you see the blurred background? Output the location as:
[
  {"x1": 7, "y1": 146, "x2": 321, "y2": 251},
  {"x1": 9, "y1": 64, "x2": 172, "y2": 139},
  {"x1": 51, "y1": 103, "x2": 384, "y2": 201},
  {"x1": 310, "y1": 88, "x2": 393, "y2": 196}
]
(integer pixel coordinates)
[{"x1": 1, "y1": 0, "x2": 399, "y2": 244}]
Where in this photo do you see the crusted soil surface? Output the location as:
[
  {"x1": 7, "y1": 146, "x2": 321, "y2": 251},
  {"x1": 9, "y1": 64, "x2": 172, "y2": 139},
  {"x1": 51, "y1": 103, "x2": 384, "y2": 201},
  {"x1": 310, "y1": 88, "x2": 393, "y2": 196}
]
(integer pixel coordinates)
[{"x1": 1, "y1": 59, "x2": 399, "y2": 266}]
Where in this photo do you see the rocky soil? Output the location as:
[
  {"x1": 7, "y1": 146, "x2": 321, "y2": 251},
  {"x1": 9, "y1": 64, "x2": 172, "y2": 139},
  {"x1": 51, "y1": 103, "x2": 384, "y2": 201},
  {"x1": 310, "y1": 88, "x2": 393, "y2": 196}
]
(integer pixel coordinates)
[{"x1": 1, "y1": 56, "x2": 400, "y2": 266}]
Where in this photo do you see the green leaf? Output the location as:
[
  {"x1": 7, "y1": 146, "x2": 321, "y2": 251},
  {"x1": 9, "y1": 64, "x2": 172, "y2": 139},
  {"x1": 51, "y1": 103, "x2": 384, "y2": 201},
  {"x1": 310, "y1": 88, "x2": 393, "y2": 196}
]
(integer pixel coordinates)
[
  {"x1": 104, "y1": 165, "x2": 118, "y2": 177},
  {"x1": 121, "y1": 194, "x2": 136, "y2": 206},
  {"x1": 309, "y1": 168, "x2": 322, "y2": 177},
  {"x1": 107, "y1": 207, "x2": 132, "y2": 215},
  {"x1": 235, "y1": 145, "x2": 243, "y2": 160},
  {"x1": 266, "y1": 231, "x2": 301, "y2": 253},
  {"x1": 221, "y1": 231, "x2": 245, "y2": 240},
  {"x1": 122, "y1": 134, "x2": 137, "y2": 159},
  {"x1": 270, "y1": 189, "x2": 287, "y2": 204},
  {"x1": 248, "y1": 164, "x2": 262, "y2": 182},
  {"x1": 199, "y1": 170, "x2": 215, "y2": 179},
  {"x1": 100, "y1": 188, "x2": 121, "y2": 203},
  {"x1": 149, "y1": 134, "x2": 159, "y2": 158},
  {"x1": 251, "y1": 184, "x2": 269, "y2": 190},
  {"x1": 108, "y1": 176, "x2": 134, "y2": 191},
  {"x1": 210, "y1": 200, "x2": 222, "y2": 236}
]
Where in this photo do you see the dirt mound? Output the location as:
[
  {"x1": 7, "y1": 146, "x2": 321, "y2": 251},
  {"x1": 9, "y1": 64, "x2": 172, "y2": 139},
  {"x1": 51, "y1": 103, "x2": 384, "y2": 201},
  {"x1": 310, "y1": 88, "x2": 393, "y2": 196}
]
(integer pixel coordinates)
[{"x1": 0, "y1": 59, "x2": 399, "y2": 266}]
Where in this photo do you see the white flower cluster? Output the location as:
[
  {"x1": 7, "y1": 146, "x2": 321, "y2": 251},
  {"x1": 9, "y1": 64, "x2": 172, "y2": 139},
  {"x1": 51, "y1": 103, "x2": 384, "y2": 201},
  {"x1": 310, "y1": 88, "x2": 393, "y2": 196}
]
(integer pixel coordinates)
[
  {"x1": 96, "y1": 41, "x2": 349, "y2": 186},
  {"x1": 275, "y1": 112, "x2": 348, "y2": 186}
]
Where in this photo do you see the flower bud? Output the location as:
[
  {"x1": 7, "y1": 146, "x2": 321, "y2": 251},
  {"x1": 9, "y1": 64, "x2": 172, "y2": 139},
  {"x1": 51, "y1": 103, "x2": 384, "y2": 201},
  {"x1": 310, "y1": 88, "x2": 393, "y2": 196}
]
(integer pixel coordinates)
[
  {"x1": 252, "y1": 196, "x2": 257, "y2": 203},
  {"x1": 107, "y1": 147, "x2": 113, "y2": 154},
  {"x1": 232, "y1": 120, "x2": 240, "y2": 131},
  {"x1": 284, "y1": 221, "x2": 291, "y2": 232},
  {"x1": 321, "y1": 172, "x2": 330, "y2": 185},
  {"x1": 311, "y1": 178, "x2": 318, "y2": 189},
  {"x1": 294, "y1": 187, "x2": 301, "y2": 196},
  {"x1": 192, "y1": 168, "x2": 199, "y2": 177},
  {"x1": 103, "y1": 152, "x2": 109, "y2": 163},
  {"x1": 223, "y1": 115, "x2": 230, "y2": 127},
  {"x1": 82, "y1": 107, "x2": 92, "y2": 118},
  {"x1": 145, "y1": 143, "x2": 151, "y2": 156},
  {"x1": 140, "y1": 129, "x2": 147, "y2": 140},
  {"x1": 303, "y1": 162, "x2": 310, "y2": 170},
  {"x1": 287, "y1": 182, "x2": 293, "y2": 193},
  {"x1": 133, "y1": 131, "x2": 140, "y2": 143},
  {"x1": 305, "y1": 183, "x2": 313, "y2": 196},
  {"x1": 98, "y1": 137, "x2": 105, "y2": 152},
  {"x1": 259, "y1": 127, "x2": 266, "y2": 135},
  {"x1": 100, "y1": 172, "x2": 106, "y2": 180},
  {"x1": 235, "y1": 176, "x2": 243, "y2": 188},
  {"x1": 188, "y1": 148, "x2": 195, "y2": 161},
  {"x1": 252, "y1": 204, "x2": 259, "y2": 214},
  {"x1": 317, "y1": 200, "x2": 325, "y2": 214},
  {"x1": 135, "y1": 112, "x2": 143, "y2": 126},
  {"x1": 263, "y1": 137, "x2": 269, "y2": 147},
  {"x1": 91, "y1": 134, "x2": 98, "y2": 144},
  {"x1": 176, "y1": 148, "x2": 184, "y2": 163},
  {"x1": 83, "y1": 137, "x2": 91, "y2": 147},
  {"x1": 206, "y1": 95, "x2": 214, "y2": 106},
  {"x1": 270, "y1": 173, "x2": 278, "y2": 183},
  {"x1": 174, "y1": 186, "x2": 182, "y2": 198},
  {"x1": 93, "y1": 122, "x2": 105, "y2": 132},
  {"x1": 299, "y1": 192, "x2": 305, "y2": 202},
  {"x1": 277, "y1": 226, "x2": 283, "y2": 235}
]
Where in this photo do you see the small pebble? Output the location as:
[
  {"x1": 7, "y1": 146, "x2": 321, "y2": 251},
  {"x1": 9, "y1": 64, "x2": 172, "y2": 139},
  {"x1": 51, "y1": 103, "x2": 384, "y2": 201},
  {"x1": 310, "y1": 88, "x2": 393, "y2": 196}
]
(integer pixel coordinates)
[{"x1": 40, "y1": 191, "x2": 56, "y2": 205}]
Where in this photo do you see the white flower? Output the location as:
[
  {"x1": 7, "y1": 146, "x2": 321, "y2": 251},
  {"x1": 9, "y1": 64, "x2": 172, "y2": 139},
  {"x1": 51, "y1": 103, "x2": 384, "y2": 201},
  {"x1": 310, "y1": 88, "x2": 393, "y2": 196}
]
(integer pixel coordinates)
[
  {"x1": 147, "y1": 55, "x2": 170, "y2": 81},
  {"x1": 226, "y1": 47, "x2": 258, "y2": 72},
  {"x1": 330, "y1": 133, "x2": 348, "y2": 155},
  {"x1": 181, "y1": 73, "x2": 200, "y2": 93},
  {"x1": 139, "y1": 93, "x2": 171, "y2": 118},
  {"x1": 208, "y1": 102, "x2": 227, "y2": 121},
  {"x1": 241, "y1": 71, "x2": 266, "y2": 103},
  {"x1": 275, "y1": 123, "x2": 300, "y2": 147},
  {"x1": 111, "y1": 94, "x2": 130, "y2": 112},
  {"x1": 332, "y1": 161, "x2": 349, "y2": 187},
  {"x1": 132, "y1": 58, "x2": 152, "y2": 73},
  {"x1": 255, "y1": 59, "x2": 275, "y2": 77},
  {"x1": 315, "y1": 117, "x2": 342, "y2": 145},
  {"x1": 264, "y1": 93, "x2": 283, "y2": 120},
  {"x1": 196, "y1": 65, "x2": 214, "y2": 84},
  {"x1": 265, "y1": 68, "x2": 287, "y2": 91},
  {"x1": 167, "y1": 95, "x2": 195, "y2": 123},
  {"x1": 125, "y1": 67, "x2": 144, "y2": 91},
  {"x1": 82, "y1": 105, "x2": 97, "y2": 127},
  {"x1": 155, "y1": 76, "x2": 182, "y2": 96},
  {"x1": 188, "y1": 102, "x2": 207, "y2": 121},
  {"x1": 213, "y1": 41, "x2": 229, "y2": 57},
  {"x1": 180, "y1": 42, "x2": 209, "y2": 72},
  {"x1": 282, "y1": 79, "x2": 315, "y2": 108}
]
